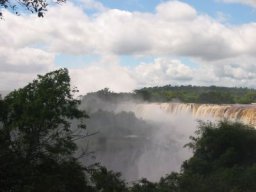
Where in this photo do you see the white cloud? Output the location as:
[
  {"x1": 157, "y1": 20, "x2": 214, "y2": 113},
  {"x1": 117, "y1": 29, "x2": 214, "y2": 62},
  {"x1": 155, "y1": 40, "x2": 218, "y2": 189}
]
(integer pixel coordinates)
[
  {"x1": 135, "y1": 58, "x2": 194, "y2": 87},
  {"x1": 1, "y1": 1, "x2": 256, "y2": 59},
  {"x1": 0, "y1": 72, "x2": 39, "y2": 91},
  {"x1": 68, "y1": 57, "x2": 196, "y2": 94},
  {"x1": 0, "y1": 47, "x2": 54, "y2": 91},
  {"x1": 68, "y1": 56, "x2": 256, "y2": 94},
  {"x1": 1, "y1": 1, "x2": 256, "y2": 92},
  {"x1": 70, "y1": 65, "x2": 137, "y2": 94},
  {"x1": 0, "y1": 12, "x2": 55, "y2": 90},
  {"x1": 220, "y1": 0, "x2": 256, "y2": 7},
  {"x1": 80, "y1": 0, "x2": 107, "y2": 11},
  {"x1": 156, "y1": 0, "x2": 197, "y2": 20},
  {"x1": 0, "y1": 47, "x2": 54, "y2": 73}
]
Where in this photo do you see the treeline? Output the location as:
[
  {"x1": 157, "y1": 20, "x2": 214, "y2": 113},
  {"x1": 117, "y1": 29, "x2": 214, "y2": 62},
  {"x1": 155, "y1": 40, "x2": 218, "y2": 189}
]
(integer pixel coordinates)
[
  {"x1": 85, "y1": 85, "x2": 256, "y2": 104},
  {"x1": 135, "y1": 85, "x2": 256, "y2": 104}
]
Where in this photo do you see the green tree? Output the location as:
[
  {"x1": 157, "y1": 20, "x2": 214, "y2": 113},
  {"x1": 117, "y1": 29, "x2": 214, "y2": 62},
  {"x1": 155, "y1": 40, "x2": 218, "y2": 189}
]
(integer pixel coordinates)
[
  {"x1": 198, "y1": 91, "x2": 235, "y2": 104},
  {"x1": 130, "y1": 178, "x2": 158, "y2": 192},
  {"x1": 0, "y1": 68, "x2": 90, "y2": 191},
  {"x1": 179, "y1": 121, "x2": 256, "y2": 192},
  {"x1": 90, "y1": 165, "x2": 128, "y2": 192},
  {"x1": 130, "y1": 175, "x2": 180, "y2": 192},
  {"x1": 0, "y1": 0, "x2": 65, "y2": 17}
]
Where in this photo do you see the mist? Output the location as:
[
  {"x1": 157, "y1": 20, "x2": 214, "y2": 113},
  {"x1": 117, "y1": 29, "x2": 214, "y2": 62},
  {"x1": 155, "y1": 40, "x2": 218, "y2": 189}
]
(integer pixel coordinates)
[{"x1": 78, "y1": 95, "x2": 199, "y2": 182}]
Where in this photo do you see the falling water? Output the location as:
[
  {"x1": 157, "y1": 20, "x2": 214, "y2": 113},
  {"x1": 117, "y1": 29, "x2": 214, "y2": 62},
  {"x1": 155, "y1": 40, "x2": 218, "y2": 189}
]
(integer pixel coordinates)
[{"x1": 81, "y1": 100, "x2": 256, "y2": 182}]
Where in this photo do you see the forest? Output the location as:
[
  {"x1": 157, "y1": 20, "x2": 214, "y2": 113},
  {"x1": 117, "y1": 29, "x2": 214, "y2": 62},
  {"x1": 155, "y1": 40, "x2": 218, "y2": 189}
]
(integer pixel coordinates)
[
  {"x1": 1, "y1": 69, "x2": 256, "y2": 191},
  {"x1": 85, "y1": 85, "x2": 256, "y2": 104}
]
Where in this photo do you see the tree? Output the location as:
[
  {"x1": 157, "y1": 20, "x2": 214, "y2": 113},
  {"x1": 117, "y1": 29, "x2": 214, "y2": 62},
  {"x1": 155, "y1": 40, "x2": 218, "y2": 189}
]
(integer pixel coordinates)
[
  {"x1": 0, "y1": 0, "x2": 65, "y2": 17},
  {"x1": 130, "y1": 178, "x2": 158, "y2": 192},
  {"x1": 90, "y1": 165, "x2": 128, "y2": 192},
  {"x1": 0, "y1": 68, "x2": 91, "y2": 191},
  {"x1": 179, "y1": 121, "x2": 256, "y2": 192}
]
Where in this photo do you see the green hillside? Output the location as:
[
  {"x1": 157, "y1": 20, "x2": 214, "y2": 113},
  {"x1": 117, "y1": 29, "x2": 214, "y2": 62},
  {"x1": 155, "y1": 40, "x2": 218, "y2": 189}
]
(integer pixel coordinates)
[{"x1": 85, "y1": 86, "x2": 256, "y2": 104}]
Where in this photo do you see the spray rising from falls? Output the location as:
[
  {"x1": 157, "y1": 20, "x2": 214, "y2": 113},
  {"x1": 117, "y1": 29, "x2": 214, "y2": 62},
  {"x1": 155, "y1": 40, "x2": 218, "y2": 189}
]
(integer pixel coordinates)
[{"x1": 80, "y1": 99, "x2": 256, "y2": 182}]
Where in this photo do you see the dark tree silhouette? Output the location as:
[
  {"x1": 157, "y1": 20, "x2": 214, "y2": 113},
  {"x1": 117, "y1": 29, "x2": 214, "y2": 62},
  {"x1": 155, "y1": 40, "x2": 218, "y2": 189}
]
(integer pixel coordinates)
[
  {"x1": 0, "y1": 0, "x2": 65, "y2": 17},
  {"x1": 0, "y1": 68, "x2": 91, "y2": 191}
]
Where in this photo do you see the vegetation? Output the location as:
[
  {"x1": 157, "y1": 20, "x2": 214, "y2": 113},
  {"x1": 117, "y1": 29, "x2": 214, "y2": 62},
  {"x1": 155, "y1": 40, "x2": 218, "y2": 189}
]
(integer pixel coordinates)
[
  {"x1": 179, "y1": 121, "x2": 256, "y2": 192},
  {"x1": 129, "y1": 121, "x2": 256, "y2": 192},
  {"x1": 135, "y1": 85, "x2": 256, "y2": 104},
  {"x1": 85, "y1": 85, "x2": 256, "y2": 104},
  {"x1": 0, "y1": 69, "x2": 92, "y2": 191},
  {"x1": 0, "y1": 69, "x2": 132, "y2": 192},
  {"x1": 0, "y1": 0, "x2": 65, "y2": 17},
  {"x1": 1, "y1": 69, "x2": 256, "y2": 191}
]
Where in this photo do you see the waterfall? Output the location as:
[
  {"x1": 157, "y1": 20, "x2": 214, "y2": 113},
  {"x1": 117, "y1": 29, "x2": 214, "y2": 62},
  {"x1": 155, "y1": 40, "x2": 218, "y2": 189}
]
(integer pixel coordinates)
[
  {"x1": 82, "y1": 100, "x2": 256, "y2": 181},
  {"x1": 119, "y1": 103, "x2": 256, "y2": 127}
]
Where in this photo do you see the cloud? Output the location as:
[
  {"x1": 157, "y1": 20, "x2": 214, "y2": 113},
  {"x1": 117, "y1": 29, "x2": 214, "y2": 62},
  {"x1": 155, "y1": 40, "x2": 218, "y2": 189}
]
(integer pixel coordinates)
[
  {"x1": 0, "y1": 12, "x2": 54, "y2": 90},
  {"x1": 70, "y1": 66, "x2": 137, "y2": 94},
  {"x1": 69, "y1": 57, "x2": 196, "y2": 94},
  {"x1": 220, "y1": 0, "x2": 256, "y2": 7},
  {"x1": 1, "y1": 1, "x2": 256, "y2": 92},
  {"x1": 0, "y1": 72, "x2": 39, "y2": 91},
  {"x1": 0, "y1": 47, "x2": 54, "y2": 91},
  {"x1": 67, "y1": 55, "x2": 136, "y2": 93},
  {"x1": 80, "y1": 0, "x2": 107, "y2": 11},
  {"x1": 134, "y1": 58, "x2": 194, "y2": 87},
  {"x1": 0, "y1": 47, "x2": 54, "y2": 73},
  {"x1": 68, "y1": 56, "x2": 256, "y2": 94},
  {"x1": 156, "y1": 0, "x2": 197, "y2": 20},
  {"x1": 1, "y1": 1, "x2": 256, "y2": 60}
]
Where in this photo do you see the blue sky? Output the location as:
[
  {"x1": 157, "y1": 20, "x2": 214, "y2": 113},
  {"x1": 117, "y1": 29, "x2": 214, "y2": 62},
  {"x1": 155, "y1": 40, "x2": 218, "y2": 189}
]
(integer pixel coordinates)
[
  {"x1": 95, "y1": 0, "x2": 256, "y2": 24},
  {"x1": 1, "y1": 0, "x2": 256, "y2": 93},
  {"x1": 66, "y1": 0, "x2": 256, "y2": 69},
  {"x1": 85, "y1": 0, "x2": 256, "y2": 71}
]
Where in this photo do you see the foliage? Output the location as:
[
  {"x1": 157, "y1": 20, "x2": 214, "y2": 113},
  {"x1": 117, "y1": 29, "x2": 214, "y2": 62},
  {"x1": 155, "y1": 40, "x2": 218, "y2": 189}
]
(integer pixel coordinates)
[
  {"x1": 134, "y1": 85, "x2": 256, "y2": 104},
  {"x1": 0, "y1": 68, "x2": 90, "y2": 191},
  {"x1": 128, "y1": 121, "x2": 256, "y2": 192},
  {"x1": 130, "y1": 179, "x2": 158, "y2": 192},
  {"x1": 85, "y1": 85, "x2": 256, "y2": 104},
  {"x1": 90, "y1": 165, "x2": 128, "y2": 192},
  {"x1": 0, "y1": 0, "x2": 65, "y2": 17},
  {"x1": 179, "y1": 121, "x2": 256, "y2": 192},
  {"x1": 129, "y1": 173, "x2": 181, "y2": 192}
]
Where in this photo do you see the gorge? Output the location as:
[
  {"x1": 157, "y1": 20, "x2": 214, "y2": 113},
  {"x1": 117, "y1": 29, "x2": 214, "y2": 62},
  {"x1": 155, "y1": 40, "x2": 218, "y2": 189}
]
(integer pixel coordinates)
[{"x1": 82, "y1": 98, "x2": 256, "y2": 182}]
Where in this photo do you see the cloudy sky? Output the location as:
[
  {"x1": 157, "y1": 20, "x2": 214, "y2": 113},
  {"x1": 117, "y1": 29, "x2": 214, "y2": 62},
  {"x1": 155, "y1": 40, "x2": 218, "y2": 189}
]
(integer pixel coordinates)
[{"x1": 1, "y1": 0, "x2": 256, "y2": 94}]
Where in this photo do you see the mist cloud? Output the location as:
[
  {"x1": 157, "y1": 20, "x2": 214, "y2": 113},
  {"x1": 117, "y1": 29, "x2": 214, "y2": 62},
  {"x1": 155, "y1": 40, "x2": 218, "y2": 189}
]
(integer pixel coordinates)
[{"x1": 81, "y1": 96, "x2": 197, "y2": 181}]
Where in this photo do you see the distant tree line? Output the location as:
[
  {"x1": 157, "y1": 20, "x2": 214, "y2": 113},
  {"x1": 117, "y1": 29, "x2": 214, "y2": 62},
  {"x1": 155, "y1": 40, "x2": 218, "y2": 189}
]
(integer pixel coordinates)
[
  {"x1": 85, "y1": 85, "x2": 256, "y2": 104},
  {"x1": 134, "y1": 85, "x2": 256, "y2": 104}
]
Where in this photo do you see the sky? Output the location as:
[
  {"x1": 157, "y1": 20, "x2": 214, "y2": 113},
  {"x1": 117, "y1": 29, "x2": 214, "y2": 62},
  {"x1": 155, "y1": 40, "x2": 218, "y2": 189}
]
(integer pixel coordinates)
[{"x1": 1, "y1": 0, "x2": 256, "y2": 94}]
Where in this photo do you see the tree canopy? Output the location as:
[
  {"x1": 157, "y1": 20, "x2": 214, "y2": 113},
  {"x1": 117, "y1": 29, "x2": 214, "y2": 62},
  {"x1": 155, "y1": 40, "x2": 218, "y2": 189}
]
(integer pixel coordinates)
[
  {"x1": 134, "y1": 85, "x2": 256, "y2": 104},
  {"x1": 0, "y1": 0, "x2": 65, "y2": 17},
  {"x1": 179, "y1": 121, "x2": 256, "y2": 192},
  {"x1": 131, "y1": 121, "x2": 256, "y2": 192},
  {"x1": 84, "y1": 85, "x2": 256, "y2": 104},
  {"x1": 0, "y1": 68, "x2": 91, "y2": 191}
]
